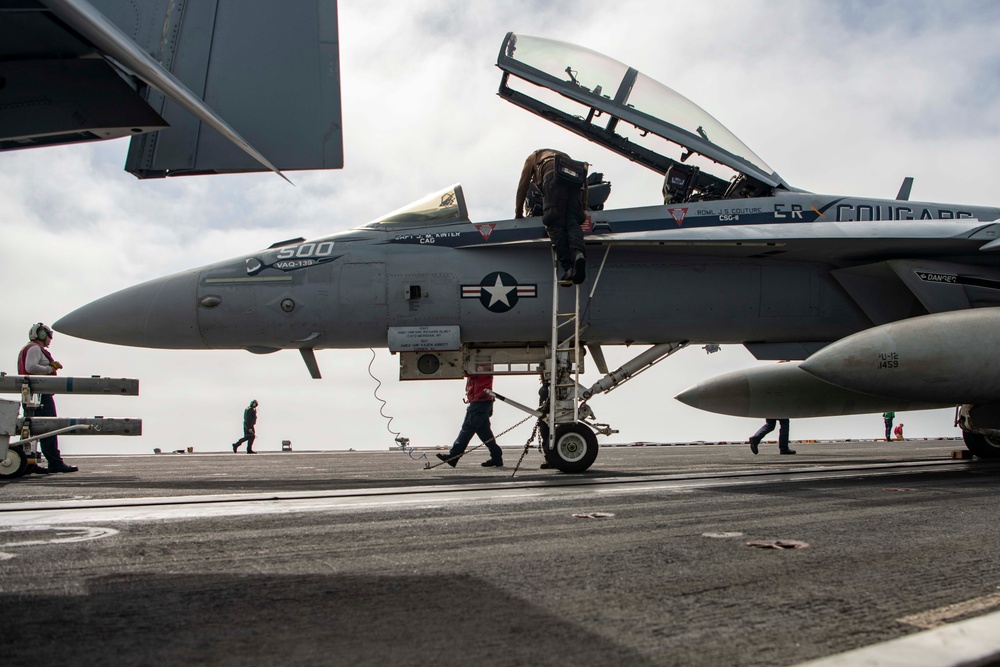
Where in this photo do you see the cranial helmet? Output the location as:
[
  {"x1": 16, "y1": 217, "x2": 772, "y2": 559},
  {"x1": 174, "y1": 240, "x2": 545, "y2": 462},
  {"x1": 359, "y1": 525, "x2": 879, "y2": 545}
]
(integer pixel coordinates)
[{"x1": 28, "y1": 323, "x2": 52, "y2": 342}]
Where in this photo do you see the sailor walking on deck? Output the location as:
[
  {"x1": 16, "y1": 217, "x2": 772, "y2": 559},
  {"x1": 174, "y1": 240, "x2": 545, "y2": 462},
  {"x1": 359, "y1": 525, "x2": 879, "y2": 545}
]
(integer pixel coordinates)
[
  {"x1": 437, "y1": 373, "x2": 504, "y2": 468},
  {"x1": 233, "y1": 400, "x2": 259, "y2": 453}
]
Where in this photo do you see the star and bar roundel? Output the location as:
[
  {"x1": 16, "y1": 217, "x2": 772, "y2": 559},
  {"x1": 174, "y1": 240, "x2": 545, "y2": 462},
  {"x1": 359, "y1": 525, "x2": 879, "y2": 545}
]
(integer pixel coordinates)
[{"x1": 461, "y1": 272, "x2": 538, "y2": 313}]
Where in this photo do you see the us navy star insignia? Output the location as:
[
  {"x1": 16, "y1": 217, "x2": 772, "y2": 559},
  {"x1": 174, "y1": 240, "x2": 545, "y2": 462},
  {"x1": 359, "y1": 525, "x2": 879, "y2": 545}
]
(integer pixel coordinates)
[
  {"x1": 482, "y1": 274, "x2": 516, "y2": 308},
  {"x1": 461, "y1": 272, "x2": 537, "y2": 313}
]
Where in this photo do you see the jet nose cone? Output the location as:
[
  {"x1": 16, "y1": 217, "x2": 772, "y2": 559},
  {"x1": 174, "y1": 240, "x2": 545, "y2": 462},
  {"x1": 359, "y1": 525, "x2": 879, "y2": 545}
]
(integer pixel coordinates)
[
  {"x1": 55, "y1": 269, "x2": 207, "y2": 349},
  {"x1": 675, "y1": 373, "x2": 751, "y2": 416}
]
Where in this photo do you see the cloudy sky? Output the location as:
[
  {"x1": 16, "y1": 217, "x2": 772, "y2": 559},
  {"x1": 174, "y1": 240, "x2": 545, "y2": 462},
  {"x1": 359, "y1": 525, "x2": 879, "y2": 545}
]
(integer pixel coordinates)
[{"x1": 3, "y1": 0, "x2": 1000, "y2": 458}]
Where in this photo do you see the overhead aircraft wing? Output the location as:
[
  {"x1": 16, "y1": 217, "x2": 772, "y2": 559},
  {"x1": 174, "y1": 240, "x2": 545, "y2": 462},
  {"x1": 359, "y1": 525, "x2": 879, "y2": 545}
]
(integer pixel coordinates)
[{"x1": 0, "y1": 0, "x2": 342, "y2": 178}]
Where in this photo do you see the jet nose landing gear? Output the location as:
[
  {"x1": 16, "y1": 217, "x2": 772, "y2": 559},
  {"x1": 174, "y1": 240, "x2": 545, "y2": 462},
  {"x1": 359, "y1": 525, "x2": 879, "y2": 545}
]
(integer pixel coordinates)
[{"x1": 543, "y1": 422, "x2": 599, "y2": 473}]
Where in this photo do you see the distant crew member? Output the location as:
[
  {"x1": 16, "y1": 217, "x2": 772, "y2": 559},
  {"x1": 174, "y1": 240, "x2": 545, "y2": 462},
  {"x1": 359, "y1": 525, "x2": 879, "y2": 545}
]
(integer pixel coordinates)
[
  {"x1": 515, "y1": 149, "x2": 588, "y2": 285},
  {"x1": 882, "y1": 411, "x2": 895, "y2": 442},
  {"x1": 232, "y1": 400, "x2": 259, "y2": 454},
  {"x1": 17, "y1": 323, "x2": 77, "y2": 473},
  {"x1": 894, "y1": 423, "x2": 904, "y2": 441},
  {"x1": 748, "y1": 418, "x2": 794, "y2": 455},
  {"x1": 437, "y1": 372, "x2": 504, "y2": 468}
]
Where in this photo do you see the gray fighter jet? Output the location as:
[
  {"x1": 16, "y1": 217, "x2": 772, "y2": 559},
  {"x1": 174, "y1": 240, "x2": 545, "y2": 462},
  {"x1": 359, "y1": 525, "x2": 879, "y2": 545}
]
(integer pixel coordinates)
[{"x1": 55, "y1": 33, "x2": 1000, "y2": 469}]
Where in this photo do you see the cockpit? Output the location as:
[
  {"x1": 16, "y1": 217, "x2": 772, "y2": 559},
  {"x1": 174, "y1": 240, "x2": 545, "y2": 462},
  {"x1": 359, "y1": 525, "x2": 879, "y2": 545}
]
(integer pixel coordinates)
[
  {"x1": 496, "y1": 33, "x2": 790, "y2": 204},
  {"x1": 361, "y1": 184, "x2": 470, "y2": 230}
]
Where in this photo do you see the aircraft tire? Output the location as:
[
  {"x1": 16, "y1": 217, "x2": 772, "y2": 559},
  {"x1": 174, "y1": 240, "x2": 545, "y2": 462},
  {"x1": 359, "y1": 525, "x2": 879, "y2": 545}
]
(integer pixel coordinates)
[
  {"x1": 0, "y1": 446, "x2": 28, "y2": 478},
  {"x1": 544, "y1": 423, "x2": 599, "y2": 473},
  {"x1": 962, "y1": 431, "x2": 1000, "y2": 459}
]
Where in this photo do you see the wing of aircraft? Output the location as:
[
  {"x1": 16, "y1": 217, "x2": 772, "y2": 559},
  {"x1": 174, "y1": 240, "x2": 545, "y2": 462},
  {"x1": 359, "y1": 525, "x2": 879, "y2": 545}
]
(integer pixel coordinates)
[
  {"x1": 0, "y1": 0, "x2": 342, "y2": 178},
  {"x1": 53, "y1": 34, "x2": 1000, "y2": 470}
]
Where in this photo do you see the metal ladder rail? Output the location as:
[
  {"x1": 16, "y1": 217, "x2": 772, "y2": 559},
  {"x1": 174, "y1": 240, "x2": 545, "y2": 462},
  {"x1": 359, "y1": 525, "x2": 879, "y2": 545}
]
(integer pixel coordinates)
[{"x1": 547, "y1": 253, "x2": 582, "y2": 438}]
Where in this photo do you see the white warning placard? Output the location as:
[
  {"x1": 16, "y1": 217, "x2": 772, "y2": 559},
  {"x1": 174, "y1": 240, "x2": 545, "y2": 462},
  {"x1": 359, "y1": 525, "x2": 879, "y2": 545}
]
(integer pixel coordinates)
[{"x1": 387, "y1": 326, "x2": 461, "y2": 352}]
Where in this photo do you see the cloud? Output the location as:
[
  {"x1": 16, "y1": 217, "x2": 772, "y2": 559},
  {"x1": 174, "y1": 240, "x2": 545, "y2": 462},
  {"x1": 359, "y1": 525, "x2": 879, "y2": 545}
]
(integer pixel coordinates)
[{"x1": 2, "y1": 0, "x2": 994, "y2": 456}]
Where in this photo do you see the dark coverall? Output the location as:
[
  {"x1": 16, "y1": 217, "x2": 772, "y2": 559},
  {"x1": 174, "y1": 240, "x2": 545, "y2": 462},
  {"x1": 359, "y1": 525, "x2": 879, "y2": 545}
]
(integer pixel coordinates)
[
  {"x1": 750, "y1": 418, "x2": 791, "y2": 452},
  {"x1": 234, "y1": 405, "x2": 257, "y2": 452},
  {"x1": 35, "y1": 395, "x2": 61, "y2": 464},
  {"x1": 447, "y1": 375, "x2": 503, "y2": 463},
  {"x1": 514, "y1": 149, "x2": 586, "y2": 279}
]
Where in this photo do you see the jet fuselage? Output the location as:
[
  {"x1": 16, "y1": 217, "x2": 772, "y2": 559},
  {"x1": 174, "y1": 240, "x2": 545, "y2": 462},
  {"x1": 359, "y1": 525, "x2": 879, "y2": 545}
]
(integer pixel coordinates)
[{"x1": 54, "y1": 190, "x2": 1000, "y2": 359}]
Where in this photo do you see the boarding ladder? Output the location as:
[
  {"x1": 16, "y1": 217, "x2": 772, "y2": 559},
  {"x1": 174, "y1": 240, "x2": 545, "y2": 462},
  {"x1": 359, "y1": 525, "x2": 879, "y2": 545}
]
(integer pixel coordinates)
[{"x1": 546, "y1": 250, "x2": 583, "y2": 436}]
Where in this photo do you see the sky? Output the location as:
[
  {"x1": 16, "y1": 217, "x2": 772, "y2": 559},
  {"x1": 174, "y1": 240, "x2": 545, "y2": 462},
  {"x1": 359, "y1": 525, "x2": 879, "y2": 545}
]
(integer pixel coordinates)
[{"x1": 3, "y1": 0, "x2": 1000, "y2": 457}]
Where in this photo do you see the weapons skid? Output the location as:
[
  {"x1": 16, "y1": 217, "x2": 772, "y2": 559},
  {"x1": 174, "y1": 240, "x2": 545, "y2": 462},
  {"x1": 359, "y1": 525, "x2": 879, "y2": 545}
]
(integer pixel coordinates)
[{"x1": 0, "y1": 375, "x2": 142, "y2": 479}]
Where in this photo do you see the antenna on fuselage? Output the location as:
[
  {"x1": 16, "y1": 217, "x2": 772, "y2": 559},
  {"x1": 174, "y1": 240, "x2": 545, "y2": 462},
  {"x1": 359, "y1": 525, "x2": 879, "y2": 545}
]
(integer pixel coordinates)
[{"x1": 896, "y1": 177, "x2": 914, "y2": 201}]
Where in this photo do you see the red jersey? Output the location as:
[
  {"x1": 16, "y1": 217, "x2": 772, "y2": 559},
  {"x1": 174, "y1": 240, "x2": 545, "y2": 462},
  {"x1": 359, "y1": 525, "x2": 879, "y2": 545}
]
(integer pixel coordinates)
[
  {"x1": 465, "y1": 375, "x2": 494, "y2": 403},
  {"x1": 18, "y1": 341, "x2": 55, "y2": 375}
]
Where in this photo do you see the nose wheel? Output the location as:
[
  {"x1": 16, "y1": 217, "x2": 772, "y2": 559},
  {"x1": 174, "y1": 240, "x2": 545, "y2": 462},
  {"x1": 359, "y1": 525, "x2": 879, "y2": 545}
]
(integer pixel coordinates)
[{"x1": 542, "y1": 422, "x2": 599, "y2": 473}]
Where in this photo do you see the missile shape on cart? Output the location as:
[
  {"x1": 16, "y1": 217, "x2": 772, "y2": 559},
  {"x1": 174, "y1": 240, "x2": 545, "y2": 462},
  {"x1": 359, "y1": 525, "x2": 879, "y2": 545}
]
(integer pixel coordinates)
[
  {"x1": 23, "y1": 417, "x2": 142, "y2": 436},
  {"x1": 799, "y1": 308, "x2": 1000, "y2": 405},
  {"x1": 675, "y1": 361, "x2": 947, "y2": 418},
  {"x1": 0, "y1": 376, "x2": 139, "y2": 395}
]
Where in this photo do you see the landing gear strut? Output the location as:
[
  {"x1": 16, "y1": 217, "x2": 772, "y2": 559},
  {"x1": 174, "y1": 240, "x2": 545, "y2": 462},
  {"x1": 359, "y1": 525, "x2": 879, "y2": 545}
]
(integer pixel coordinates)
[
  {"x1": 488, "y1": 339, "x2": 689, "y2": 473},
  {"x1": 470, "y1": 252, "x2": 688, "y2": 474}
]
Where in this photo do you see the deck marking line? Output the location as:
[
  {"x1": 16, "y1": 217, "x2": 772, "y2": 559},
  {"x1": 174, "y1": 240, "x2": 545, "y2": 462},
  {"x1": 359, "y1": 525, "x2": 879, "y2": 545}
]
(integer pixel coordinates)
[
  {"x1": 897, "y1": 591, "x2": 1000, "y2": 629},
  {"x1": 795, "y1": 607, "x2": 1000, "y2": 667}
]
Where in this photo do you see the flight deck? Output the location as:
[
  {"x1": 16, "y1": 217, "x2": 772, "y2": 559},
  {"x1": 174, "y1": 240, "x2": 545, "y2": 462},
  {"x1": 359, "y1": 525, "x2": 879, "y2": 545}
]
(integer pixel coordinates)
[{"x1": 2, "y1": 440, "x2": 999, "y2": 666}]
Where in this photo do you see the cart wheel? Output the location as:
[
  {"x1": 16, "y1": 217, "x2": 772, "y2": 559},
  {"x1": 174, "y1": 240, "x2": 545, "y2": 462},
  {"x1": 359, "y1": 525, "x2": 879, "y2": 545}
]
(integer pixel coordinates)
[{"x1": 0, "y1": 446, "x2": 29, "y2": 478}]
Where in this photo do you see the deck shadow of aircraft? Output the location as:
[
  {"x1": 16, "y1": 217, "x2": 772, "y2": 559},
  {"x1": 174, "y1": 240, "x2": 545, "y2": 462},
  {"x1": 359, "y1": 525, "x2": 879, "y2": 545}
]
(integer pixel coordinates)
[{"x1": 0, "y1": 573, "x2": 657, "y2": 666}]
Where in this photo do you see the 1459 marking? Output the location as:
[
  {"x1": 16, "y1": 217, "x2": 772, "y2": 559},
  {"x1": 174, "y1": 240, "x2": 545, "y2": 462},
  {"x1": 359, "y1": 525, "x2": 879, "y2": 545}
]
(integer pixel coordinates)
[{"x1": 877, "y1": 352, "x2": 899, "y2": 369}]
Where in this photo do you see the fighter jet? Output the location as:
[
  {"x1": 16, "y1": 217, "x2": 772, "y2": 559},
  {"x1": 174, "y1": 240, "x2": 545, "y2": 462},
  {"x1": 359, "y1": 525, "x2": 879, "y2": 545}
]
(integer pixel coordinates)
[{"x1": 55, "y1": 33, "x2": 1000, "y2": 470}]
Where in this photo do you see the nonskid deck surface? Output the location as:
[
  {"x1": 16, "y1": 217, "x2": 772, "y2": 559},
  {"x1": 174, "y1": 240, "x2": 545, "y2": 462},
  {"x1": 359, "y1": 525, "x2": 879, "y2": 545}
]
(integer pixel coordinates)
[
  {"x1": 0, "y1": 438, "x2": 966, "y2": 503},
  {"x1": 2, "y1": 440, "x2": 999, "y2": 667}
]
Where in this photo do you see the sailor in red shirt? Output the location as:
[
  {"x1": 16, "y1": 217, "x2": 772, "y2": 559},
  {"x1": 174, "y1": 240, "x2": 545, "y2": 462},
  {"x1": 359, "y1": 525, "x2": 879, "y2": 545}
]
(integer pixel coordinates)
[
  {"x1": 17, "y1": 323, "x2": 77, "y2": 473},
  {"x1": 436, "y1": 371, "x2": 504, "y2": 468}
]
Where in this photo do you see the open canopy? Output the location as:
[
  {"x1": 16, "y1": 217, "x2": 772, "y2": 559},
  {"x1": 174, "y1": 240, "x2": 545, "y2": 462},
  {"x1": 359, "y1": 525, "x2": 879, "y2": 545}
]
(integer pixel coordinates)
[{"x1": 497, "y1": 33, "x2": 788, "y2": 198}]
